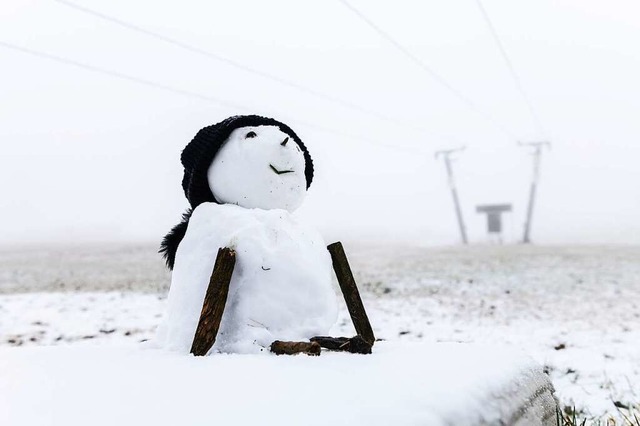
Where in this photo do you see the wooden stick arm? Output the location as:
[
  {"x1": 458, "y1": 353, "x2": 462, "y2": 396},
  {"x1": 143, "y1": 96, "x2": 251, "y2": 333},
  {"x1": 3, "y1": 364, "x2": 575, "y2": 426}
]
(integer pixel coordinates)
[
  {"x1": 327, "y1": 242, "x2": 376, "y2": 346},
  {"x1": 190, "y1": 247, "x2": 236, "y2": 356}
]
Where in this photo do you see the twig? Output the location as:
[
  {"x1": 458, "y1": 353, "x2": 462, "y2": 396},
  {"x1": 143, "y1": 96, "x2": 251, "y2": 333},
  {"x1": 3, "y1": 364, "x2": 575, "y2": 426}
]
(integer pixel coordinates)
[
  {"x1": 190, "y1": 248, "x2": 236, "y2": 356},
  {"x1": 310, "y1": 335, "x2": 372, "y2": 354},
  {"x1": 327, "y1": 242, "x2": 375, "y2": 346},
  {"x1": 270, "y1": 340, "x2": 321, "y2": 356}
]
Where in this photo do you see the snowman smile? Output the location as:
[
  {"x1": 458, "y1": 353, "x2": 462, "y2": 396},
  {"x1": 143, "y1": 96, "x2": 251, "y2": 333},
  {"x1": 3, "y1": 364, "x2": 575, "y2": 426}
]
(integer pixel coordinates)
[{"x1": 269, "y1": 164, "x2": 295, "y2": 175}]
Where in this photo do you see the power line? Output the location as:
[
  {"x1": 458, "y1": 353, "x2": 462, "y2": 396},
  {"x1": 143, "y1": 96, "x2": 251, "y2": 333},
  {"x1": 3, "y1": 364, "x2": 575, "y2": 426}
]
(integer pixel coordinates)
[
  {"x1": 0, "y1": 41, "x2": 304, "y2": 136},
  {"x1": 474, "y1": 0, "x2": 547, "y2": 139},
  {"x1": 0, "y1": 40, "x2": 427, "y2": 155},
  {"x1": 0, "y1": 41, "x2": 247, "y2": 110},
  {"x1": 52, "y1": 0, "x2": 456, "y2": 143},
  {"x1": 338, "y1": 0, "x2": 520, "y2": 140}
]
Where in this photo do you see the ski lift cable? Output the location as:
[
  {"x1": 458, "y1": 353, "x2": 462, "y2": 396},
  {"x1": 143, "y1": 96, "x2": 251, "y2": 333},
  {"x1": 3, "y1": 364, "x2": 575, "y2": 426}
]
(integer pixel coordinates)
[
  {"x1": 0, "y1": 40, "x2": 428, "y2": 155},
  {"x1": 52, "y1": 0, "x2": 459, "y2": 144},
  {"x1": 338, "y1": 0, "x2": 521, "y2": 141},
  {"x1": 474, "y1": 0, "x2": 548, "y2": 139}
]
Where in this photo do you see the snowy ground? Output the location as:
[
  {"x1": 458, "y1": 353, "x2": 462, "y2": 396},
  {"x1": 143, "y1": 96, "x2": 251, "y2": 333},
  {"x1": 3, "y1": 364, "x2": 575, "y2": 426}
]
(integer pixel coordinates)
[
  {"x1": 0, "y1": 343, "x2": 555, "y2": 426},
  {"x1": 1, "y1": 243, "x2": 639, "y2": 420}
]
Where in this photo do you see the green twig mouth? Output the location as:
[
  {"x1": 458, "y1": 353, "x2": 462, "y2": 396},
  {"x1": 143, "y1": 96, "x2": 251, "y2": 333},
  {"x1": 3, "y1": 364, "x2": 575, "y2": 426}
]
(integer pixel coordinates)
[{"x1": 270, "y1": 164, "x2": 295, "y2": 175}]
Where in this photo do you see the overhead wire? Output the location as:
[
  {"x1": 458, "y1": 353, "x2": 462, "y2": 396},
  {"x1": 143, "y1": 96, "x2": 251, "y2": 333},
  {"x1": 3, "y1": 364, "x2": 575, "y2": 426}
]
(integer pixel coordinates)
[
  {"x1": 52, "y1": 0, "x2": 459, "y2": 144},
  {"x1": 0, "y1": 41, "x2": 247, "y2": 111},
  {"x1": 0, "y1": 40, "x2": 427, "y2": 155},
  {"x1": 474, "y1": 0, "x2": 548, "y2": 139},
  {"x1": 338, "y1": 0, "x2": 521, "y2": 141}
]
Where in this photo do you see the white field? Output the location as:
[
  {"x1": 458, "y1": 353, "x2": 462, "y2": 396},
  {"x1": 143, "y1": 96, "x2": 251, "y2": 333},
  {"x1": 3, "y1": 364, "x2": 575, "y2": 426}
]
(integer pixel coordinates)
[
  {"x1": 1, "y1": 243, "x2": 639, "y2": 419},
  {"x1": 0, "y1": 343, "x2": 555, "y2": 426}
]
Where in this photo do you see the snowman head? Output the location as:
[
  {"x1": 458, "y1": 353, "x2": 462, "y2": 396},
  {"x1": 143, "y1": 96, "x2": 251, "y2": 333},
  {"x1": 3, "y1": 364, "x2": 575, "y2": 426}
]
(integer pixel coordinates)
[
  {"x1": 207, "y1": 125, "x2": 307, "y2": 211},
  {"x1": 180, "y1": 115, "x2": 313, "y2": 211}
]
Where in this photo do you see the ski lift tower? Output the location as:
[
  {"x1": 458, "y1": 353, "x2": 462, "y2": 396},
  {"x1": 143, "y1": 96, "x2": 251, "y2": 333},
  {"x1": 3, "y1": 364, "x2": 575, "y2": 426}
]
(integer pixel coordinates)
[
  {"x1": 435, "y1": 147, "x2": 468, "y2": 245},
  {"x1": 519, "y1": 141, "x2": 550, "y2": 244}
]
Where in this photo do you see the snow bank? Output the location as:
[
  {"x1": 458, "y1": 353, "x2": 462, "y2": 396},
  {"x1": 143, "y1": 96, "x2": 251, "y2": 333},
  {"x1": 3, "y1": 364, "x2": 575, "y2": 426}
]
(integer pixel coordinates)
[{"x1": 0, "y1": 342, "x2": 556, "y2": 426}]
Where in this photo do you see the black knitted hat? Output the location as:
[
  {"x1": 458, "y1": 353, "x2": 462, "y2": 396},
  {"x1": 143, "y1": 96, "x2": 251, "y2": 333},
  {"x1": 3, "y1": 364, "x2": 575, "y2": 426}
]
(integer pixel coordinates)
[{"x1": 180, "y1": 115, "x2": 314, "y2": 208}]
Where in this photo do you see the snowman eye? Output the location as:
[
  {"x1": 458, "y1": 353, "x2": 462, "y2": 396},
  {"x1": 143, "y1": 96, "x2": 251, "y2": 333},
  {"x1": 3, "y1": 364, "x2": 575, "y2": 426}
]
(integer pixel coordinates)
[{"x1": 245, "y1": 131, "x2": 257, "y2": 139}]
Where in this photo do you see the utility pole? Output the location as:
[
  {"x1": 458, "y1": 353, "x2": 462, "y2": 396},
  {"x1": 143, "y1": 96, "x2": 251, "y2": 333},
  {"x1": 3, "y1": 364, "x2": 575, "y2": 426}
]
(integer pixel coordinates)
[
  {"x1": 519, "y1": 141, "x2": 550, "y2": 244},
  {"x1": 435, "y1": 147, "x2": 468, "y2": 245}
]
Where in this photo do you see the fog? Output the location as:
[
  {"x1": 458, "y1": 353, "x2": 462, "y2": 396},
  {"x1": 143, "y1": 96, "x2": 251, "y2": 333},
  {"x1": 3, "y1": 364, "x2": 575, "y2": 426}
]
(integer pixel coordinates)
[{"x1": 1, "y1": 0, "x2": 639, "y2": 246}]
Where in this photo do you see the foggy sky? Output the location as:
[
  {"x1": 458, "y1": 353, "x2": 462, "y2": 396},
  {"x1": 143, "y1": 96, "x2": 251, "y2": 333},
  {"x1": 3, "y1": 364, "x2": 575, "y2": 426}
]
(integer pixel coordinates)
[{"x1": 1, "y1": 0, "x2": 639, "y2": 246}]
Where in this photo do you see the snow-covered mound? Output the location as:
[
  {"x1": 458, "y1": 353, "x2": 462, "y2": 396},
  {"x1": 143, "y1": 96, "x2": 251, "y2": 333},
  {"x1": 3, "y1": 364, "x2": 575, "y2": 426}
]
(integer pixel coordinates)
[
  {"x1": 155, "y1": 202, "x2": 338, "y2": 354},
  {"x1": 0, "y1": 342, "x2": 557, "y2": 426}
]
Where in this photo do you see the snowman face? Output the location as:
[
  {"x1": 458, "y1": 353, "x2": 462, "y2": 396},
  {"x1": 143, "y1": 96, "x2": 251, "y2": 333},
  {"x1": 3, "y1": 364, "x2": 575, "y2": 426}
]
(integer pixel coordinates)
[{"x1": 207, "y1": 125, "x2": 308, "y2": 211}]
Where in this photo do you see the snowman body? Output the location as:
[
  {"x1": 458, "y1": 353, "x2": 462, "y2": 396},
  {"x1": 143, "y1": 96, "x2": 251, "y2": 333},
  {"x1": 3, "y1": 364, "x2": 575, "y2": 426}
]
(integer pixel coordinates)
[{"x1": 156, "y1": 120, "x2": 337, "y2": 354}]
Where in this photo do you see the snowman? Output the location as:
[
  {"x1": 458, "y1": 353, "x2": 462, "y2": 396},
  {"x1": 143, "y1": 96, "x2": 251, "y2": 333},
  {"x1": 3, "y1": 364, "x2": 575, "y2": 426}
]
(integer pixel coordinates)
[{"x1": 155, "y1": 115, "x2": 340, "y2": 354}]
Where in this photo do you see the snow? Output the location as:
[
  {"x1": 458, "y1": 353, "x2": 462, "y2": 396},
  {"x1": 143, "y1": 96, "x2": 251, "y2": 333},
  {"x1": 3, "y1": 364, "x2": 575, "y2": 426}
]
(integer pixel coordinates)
[
  {"x1": 0, "y1": 292, "x2": 164, "y2": 346},
  {"x1": 0, "y1": 342, "x2": 553, "y2": 426},
  {"x1": 156, "y1": 123, "x2": 336, "y2": 353},
  {"x1": 156, "y1": 203, "x2": 337, "y2": 353},
  {"x1": 207, "y1": 125, "x2": 307, "y2": 212},
  {"x1": 1, "y1": 243, "x2": 638, "y2": 420}
]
